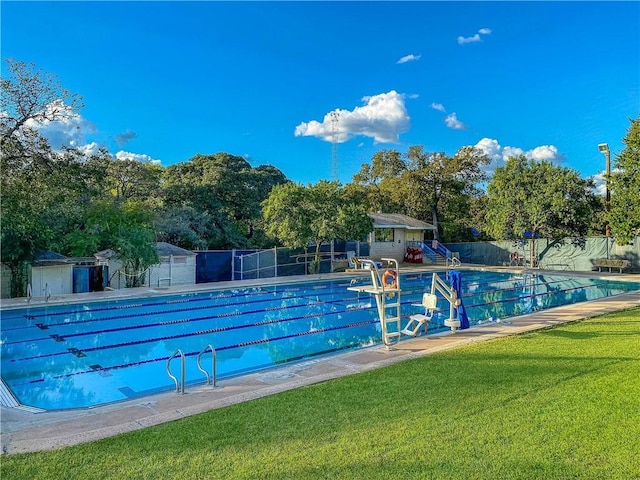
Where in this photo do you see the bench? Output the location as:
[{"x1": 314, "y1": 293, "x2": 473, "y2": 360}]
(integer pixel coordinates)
[
  {"x1": 594, "y1": 258, "x2": 630, "y2": 273},
  {"x1": 543, "y1": 263, "x2": 572, "y2": 271}
]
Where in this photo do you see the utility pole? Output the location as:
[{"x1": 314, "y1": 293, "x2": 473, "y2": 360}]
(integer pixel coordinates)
[{"x1": 330, "y1": 111, "x2": 339, "y2": 182}]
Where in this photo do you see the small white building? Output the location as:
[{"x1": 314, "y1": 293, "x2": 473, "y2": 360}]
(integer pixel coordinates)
[
  {"x1": 367, "y1": 213, "x2": 437, "y2": 263},
  {"x1": 99, "y1": 242, "x2": 197, "y2": 289},
  {"x1": 148, "y1": 242, "x2": 197, "y2": 287},
  {"x1": 30, "y1": 251, "x2": 74, "y2": 297}
]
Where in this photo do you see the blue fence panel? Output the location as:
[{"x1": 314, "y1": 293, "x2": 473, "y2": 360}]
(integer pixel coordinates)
[{"x1": 196, "y1": 251, "x2": 233, "y2": 283}]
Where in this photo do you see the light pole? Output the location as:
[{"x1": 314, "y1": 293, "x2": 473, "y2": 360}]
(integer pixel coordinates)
[
  {"x1": 598, "y1": 143, "x2": 611, "y2": 215},
  {"x1": 598, "y1": 143, "x2": 611, "y2": 258}
]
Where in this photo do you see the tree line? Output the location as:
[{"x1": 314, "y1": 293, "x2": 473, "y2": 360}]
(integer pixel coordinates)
[{"x1": 2, "y1": 59, "x2": 639, "y2": 297}]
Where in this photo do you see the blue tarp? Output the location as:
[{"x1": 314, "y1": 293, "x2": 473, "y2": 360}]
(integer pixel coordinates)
[{"x1": 448, "y1": 270, "x2": 470, "y2": 329}]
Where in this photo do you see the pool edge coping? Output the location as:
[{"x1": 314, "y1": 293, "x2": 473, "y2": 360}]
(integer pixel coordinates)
[{"x1": 1, "y1": 286, "x2": 638, "y2": 455}]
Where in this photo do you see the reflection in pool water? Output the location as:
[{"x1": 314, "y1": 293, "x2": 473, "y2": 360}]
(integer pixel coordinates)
[{"x1": 1, "y1": 271, "x2": 637, "y2": 410}]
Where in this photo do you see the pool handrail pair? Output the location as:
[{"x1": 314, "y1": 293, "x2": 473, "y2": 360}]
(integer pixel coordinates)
[{"x1": 166, "y1": 344, "x2": 217, "y2": 395}]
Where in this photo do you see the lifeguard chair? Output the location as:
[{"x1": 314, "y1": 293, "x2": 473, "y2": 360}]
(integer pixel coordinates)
[{"x1": 401, "y1": 292, "x2": 438, "y2": 336}]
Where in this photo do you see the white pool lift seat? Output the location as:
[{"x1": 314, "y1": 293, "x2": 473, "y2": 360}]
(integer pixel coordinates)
[{"x1": 401, "y1": 293, "x2": 438, "y2": 336}]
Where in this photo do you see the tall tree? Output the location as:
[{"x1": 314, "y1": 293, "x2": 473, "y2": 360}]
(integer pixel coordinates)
[
  {"x1": 405, "y1": 145, "x2": 489, "y2": 240},
  {"x1": 1, "y1": 60, "x2": 86, "y2": 296},
  {"x1": 351, "y1": 146, "x2": 489, "y2": 241},
  {"x1": 0, "y1": 59, "x2": 83, "y2": 148},
  {"x1": 485, "y1": 156, "x2": 601, "y2": 265},
  {"x1": 162, "y1": 153, "x2": 287, "y2": 248},
  {"x1": 262, "y1": 181, "x2": 373, "y2": 273},
  {"x1": 608, "y1": 116, "x2": 640, "y2": 244}
]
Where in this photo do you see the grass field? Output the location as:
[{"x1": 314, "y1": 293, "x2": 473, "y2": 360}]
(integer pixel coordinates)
[{"x1": 2, "y1": 307, "x2": 639, "y2": 480}]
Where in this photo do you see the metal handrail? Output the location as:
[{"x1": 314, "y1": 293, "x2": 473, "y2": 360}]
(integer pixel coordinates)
[
  {"x1": 197, "y1": 344, "x2": 217, "y2": 387},
  {"x1": 446, "y1": 257, "x2": 461, "y2": 269},
  {"x1": 166, "y1": 349, "x2": 186, "y2": 394}
]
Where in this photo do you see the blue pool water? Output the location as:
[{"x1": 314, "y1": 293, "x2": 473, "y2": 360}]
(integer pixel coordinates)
[{"x1": 1, "y1": 270, "x2": 638, "y2": 410}]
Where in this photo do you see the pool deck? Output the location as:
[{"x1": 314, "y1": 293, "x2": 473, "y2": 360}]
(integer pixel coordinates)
[{"x1": 1, "y1": 267, "x2": 639, "y2": 455}]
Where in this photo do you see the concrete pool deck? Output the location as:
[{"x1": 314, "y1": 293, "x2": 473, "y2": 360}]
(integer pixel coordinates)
[{"x1": 1, "y1": 268, "x2": 639, "y2": 454}]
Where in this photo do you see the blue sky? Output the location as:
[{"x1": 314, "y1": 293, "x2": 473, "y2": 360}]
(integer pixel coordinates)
[{"x1": 2, "y1": 1, "x2": 639, "y2": 192}]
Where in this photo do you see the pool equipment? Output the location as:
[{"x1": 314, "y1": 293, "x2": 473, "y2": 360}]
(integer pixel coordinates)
[
  {"x1": 347, "y1": 257, "x2": 402, "y2": 348},
  {"x1": 401, "y1": 292, "x2": 438, "y2": 336}
]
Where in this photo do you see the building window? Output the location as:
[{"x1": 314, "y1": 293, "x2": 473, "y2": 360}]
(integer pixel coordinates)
[{"x1": 374, "y1": 228, "x2": 394, "y2": 242}]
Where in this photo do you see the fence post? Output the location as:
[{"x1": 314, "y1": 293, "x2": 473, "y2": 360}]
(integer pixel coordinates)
[
  {"x1": 231, "y1": 249, "x2": 235, "y2": 281},
  {"x1": 273, "y1": 247, "x2": 278, "y2": 278}
]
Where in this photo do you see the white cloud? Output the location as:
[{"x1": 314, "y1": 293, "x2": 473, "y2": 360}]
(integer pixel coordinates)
[
  {"x1": 473, "y1": 137, "x2": 565, "y2": 174},
  {"x1": 115, "y1": 150, "x2": 161, "y2": 165},
  {"x1": 431, "y1": 102, "x2": 446, "y2": 112},
  {"x1": 503, "y1": 146, "x2": 525, "y2": 159},
  {"x1": 474, "y1": 138, "x2": 503, "y2": 162},
  {"x1": 397, "y1": 54, "x2": 421, "y2": 64},
  {"x1": 24, "y1": 100, "x2": 96, "y2": 151},
  {"x1": 458, "y1": 27, "x2": 491, "y2": 45},
  {"x1": 294, "y1": 90, "x2": 410, "y2": 144},
  {"x1": 458, "y1": 34, "x2": 481, "y2": 45},
  {"x1": 444, "y1": 112, "x2": 466, "y2": 130},
  {"x1": 589, "y1": 169, "x2": 619, "y2": 197},
  {"x1": 77, "y1": 142, "x2": 102, "y2": 157},
  {"x1": 15, "y1": 100, "x2": 163, "y2": 165},
  {"x1": 590, "y1": 172, "x2": 607, "y2": 196},
  {"x1": 528, "y1": 145, "x2": 560, "y2": 162}
]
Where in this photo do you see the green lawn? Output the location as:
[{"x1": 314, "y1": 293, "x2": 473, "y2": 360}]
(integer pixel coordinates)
[{"x1": 2, "y1": 308, "x2": 639, "y2": 480}]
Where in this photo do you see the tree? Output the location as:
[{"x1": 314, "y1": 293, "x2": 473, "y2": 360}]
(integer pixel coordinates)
[
  {"x1": 1, "y1": 60, "x2": 86, "y2": 296},
  {"x1": 351, "y1": 146, "x2": 490, "y2": 241},
  {"x1": 262, "y1": 181, "x2": 373, "y2": 273},
  {"x1": 485, "y1": 156, "x2": 601, "y2": 265},
  {"x1": 608, "y1": 116, "x2": 640, "y2": 244},
  {"x1": 155, "y1": 206, "x2": 211, "y2": 250},
  {"x1": 1, "y1": 59, "x2": 83, "y2": 148},
  {"x1": 162, "y1": 153, "x2": 287, "y2": 248}
]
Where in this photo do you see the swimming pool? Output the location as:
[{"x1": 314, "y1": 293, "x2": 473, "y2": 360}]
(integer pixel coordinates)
[{"x1": 1, "y1": 270, "x2": 638, "y2": 410}]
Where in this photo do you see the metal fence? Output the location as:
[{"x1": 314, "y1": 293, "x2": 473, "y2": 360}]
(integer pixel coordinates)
[
  {"x1": 231, "y1": 241, "x2": 369, "y2": 281},
  {"x1": 444, "y1": 236, "x2": 639, "y2": 273}
]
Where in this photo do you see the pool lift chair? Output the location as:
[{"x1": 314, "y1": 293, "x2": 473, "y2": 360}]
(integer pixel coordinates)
[
  {"x1": 347, "y1": 257, "x2": 402, "y2": 348},
  {"x1": 401, "y1": 272, "x2": 462, "y2": 336},
  {"x1": 401, "y1": 292, "x2": 438, "y2": 337}
]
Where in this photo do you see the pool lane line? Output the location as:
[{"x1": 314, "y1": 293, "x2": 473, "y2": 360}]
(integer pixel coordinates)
[
  {"x1": 1, "y1": 291, "x2": 371, "y2": 344},
  {"x1": 3, "y1": 288, "x2": 362, "y2": 333},
  {"x1": 0, "y1": 279, "x2": 612, "y2": 346},
  {"x1": 19, "y1": 319, "x2": 378, "y2": 386},
  {"x1": 4, "y1": 276, "x2": 398, "y2": 329},
  {"x1": 10, "y1": 302, "x2": 380, "y2": 362}
]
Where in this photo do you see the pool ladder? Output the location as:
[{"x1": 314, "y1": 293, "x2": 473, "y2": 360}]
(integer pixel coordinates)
[
  {"x1": 346, "y1": 257, "x2": 402, "y2": 348},
  {"x1": 166, "y1": 344, "x2": 217, "y2": 395}
]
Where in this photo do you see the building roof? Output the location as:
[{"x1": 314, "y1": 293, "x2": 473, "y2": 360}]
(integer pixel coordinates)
[
  {"x1": 32, "y1": 251, "x2": 70, "y2": 267},
  {"x1": 367, "y1": 212, "x2": 437, "y2": 231},
  {"x1": 94, "y1": 243, "x2": 196, "y2": 260},
  {"x1": 156, "y1": 242, "x2": 196, "y2": 257}
]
